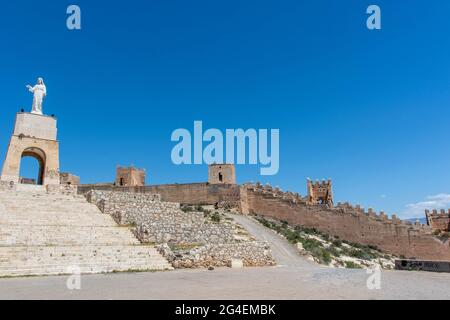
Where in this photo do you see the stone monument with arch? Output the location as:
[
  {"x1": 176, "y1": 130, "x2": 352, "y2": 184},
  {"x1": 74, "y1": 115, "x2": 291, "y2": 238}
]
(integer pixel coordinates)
[{"x1": 0, "y1": 78, "x2": 60, "y2": 186}]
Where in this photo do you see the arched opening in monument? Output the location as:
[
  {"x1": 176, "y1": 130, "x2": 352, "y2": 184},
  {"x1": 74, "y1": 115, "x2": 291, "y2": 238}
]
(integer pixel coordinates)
[
  {"x1": 218, "y1": 172, "x2": 223, "y2": 182},
  {"x1": 19, "y1": 148, "x2": 46, "y2": 185}
]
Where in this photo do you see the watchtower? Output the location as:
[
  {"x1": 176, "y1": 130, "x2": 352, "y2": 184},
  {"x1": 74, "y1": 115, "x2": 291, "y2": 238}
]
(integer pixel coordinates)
[
  {"x1": 307, "y1": 178, "x2": 333, "y2": 206},
  {"x1": 208, "y1": 164, "x2": 236, "y2": 184},
  {"x1": 115, "y1": 166, "x2": 146, "y2": 187}
]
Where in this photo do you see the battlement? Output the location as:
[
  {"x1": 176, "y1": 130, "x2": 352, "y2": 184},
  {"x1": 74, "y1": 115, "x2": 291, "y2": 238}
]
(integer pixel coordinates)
[
  {"x1": 245, "y1": 182, "x2": 307, "y2": 205},
  {"x1": 307, "y1": 178, "x2": 333, "y2": 206},
  {"x1": 425, "y1": 209, "x2": 450, "y2": 232},
  {"x1": 243, "y1": 184, "x2": 446, "y2": 259},
  {"x1": 115, "y1": 166, "x2": 145, "y2": 187},
  {"x1": 245, "y1": 182, "x2": 432, "y2": 234}
]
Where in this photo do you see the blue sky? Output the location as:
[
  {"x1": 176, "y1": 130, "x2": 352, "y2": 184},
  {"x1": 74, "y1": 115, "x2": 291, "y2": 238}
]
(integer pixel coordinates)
[{"x1": 1, "y1": 0, "x2": 449, "y2": 219}]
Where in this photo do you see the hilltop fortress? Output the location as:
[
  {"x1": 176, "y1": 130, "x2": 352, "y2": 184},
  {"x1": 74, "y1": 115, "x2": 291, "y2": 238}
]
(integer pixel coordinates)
[
  {"x1": 1, "y1": 109, "x2": 450, "y2": 276},
  {"x1": 77, "y1": 165, "x2": 450, "y2": 261}
]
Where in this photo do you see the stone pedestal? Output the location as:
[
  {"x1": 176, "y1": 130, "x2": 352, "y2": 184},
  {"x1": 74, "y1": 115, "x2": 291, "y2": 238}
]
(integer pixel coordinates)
[{"x1": 1, "y1": 112, "x2": 60, "y2": 186}]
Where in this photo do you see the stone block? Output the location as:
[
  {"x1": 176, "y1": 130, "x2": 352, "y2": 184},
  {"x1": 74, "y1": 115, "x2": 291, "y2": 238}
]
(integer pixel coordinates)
[{"x1": 228, "y1": 259, "x2": 244, "y2": 268}]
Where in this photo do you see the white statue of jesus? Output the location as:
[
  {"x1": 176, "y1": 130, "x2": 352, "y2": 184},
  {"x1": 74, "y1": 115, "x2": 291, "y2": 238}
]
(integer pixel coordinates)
[{"x1": 26, "y1": 77, "x2": 46, "y2": 115}]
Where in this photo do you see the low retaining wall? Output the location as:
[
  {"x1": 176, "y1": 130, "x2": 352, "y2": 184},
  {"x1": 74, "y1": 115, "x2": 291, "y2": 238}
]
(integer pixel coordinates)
[
  {"x1": 85, "y1": 190, "x2": 235, "y2": 245},
  {"x1": 158, "y1": 242, "x2": 276, "y2": 268},
  {"x1": 395, "y1": 259, "x2": 450, "y2": 273}
]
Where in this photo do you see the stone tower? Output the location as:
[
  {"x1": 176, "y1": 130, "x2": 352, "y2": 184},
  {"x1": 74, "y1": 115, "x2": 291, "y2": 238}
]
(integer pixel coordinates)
[
  {"x1": 115, "y1": 166, "x2": 145, "y2": 187},
  {"x1": 1, "y1": 112, "x2": 60, "y2": 186},
  {"x1": 307, "y1": 178, "x2": 333, "y2": 206},
  {"x1": 208, "y1": 164, "x2": 236, "y2": 184}
]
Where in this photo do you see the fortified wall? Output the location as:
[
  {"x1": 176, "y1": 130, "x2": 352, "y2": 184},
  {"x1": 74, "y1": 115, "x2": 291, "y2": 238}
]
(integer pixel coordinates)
[
  {"x1": 77, "y1": 165, "x2": 450, "y2": 261},
  {"x1": 426, "y1": 209, "x2": 450, "y2": 232},
  {"x1": 78, "y1": 182, "x2": 242, "y2": 208},
  {"x1": 242, "y1": 183, "x2": 450, "y2": 260}
]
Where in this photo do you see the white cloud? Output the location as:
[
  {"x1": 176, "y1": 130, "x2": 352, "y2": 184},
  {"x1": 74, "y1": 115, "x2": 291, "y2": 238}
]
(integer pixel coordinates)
[{"x1": 402, "y1": 194, "x2": 450, "y2": 219}]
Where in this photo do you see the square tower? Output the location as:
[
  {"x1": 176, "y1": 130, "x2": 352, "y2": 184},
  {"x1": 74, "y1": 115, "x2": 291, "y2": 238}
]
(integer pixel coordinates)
[
  {"x1": 208, "y1": 164, "x2": 236, "y2": 184},
  {"x1": 115, "y1": 166, "x2": 145, "y2": 187},
  {"x1": 307, "y1": 178, "x2": 333, "y2": 206},
  {"x1": 1, "y1": 112, "x2": 60, "y2": 186}
]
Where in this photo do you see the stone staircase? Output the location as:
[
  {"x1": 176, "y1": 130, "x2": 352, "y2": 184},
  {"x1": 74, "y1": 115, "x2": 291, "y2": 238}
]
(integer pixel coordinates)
[{"x1": 0, "y1": 186, "x2": 173, "y2": 277}]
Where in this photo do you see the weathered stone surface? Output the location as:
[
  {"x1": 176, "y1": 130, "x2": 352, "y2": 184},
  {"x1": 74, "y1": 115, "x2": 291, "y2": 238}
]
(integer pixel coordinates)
[
  {"x1": 46, "y1": 184, "x2": 77, "y2": 196},
  {"x1": 395, "y1": 259, "x2": 450, "y2": 273},
  {"x1": 1, "y1": 112, "x2": 59, "y2": 186},
  {"x1": 159, "y1": 242, "x2": 275, "y2": 268},
  {"x1": 86, "y1": 190, "x2": 276, "y2": 269},
  {"x1": 208, "y1": 164, "x2": 236, "y2": 185},
  {"x1": 115, "y1": 166, "x2": 145, "y2": 187},
  {"x1": 0, "y1": 187, "x2": 172, "y2": 277},
  {"x1": 245, "y1": 184, "x2": 450, "y2": 261},
  {"x1": 60, "y1": 173, "x2": 80, "y2": 185},
  {"x1": 86, "y1": 190, "x2": 235, "y2": 245}
]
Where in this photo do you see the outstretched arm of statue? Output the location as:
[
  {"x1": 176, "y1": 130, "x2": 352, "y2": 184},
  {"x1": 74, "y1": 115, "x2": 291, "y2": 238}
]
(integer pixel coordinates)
[{"x1": 26, "y1": 85, "x2": 34, "y2": 92}]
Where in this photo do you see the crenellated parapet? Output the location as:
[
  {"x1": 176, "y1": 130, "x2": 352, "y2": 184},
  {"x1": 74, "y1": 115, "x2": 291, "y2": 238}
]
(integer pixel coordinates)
[
  {"x1": 244, "y1": 184, "x2": 446, "y2": 259},
  {"x1": 307, "y1": 178, "x2": 333, "y2": 206},
  {"x1": 244, "y1": 182, "x2": 308, "y2": 205},
  {"x1": 247, "y1": 182, "x2": 434, "y2": 235},
  {"x1": 425, "y1": 209, "x2": 450, "y2": 232}
]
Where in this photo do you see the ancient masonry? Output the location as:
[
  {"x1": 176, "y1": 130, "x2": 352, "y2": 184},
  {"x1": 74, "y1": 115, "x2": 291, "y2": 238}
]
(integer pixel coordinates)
[
  {"x1": 80, "y1": 174, "x2": 450, "y2": 261},
  {"x1": 85, "y1": 190, "x2": 275, "y2": 268},
  {"x1": 115, "y1": 166, "x2": 146, "y2": 187},
  {"x1": 208, "y1": 163, "x2": 236, "y2": 184},
  {"x1": 60, "y1": 173, "x2": 80, "y2": 185},
  {"x1": 1, "y1": 112, "x2": 60, "y2": 186},
  {"x1": 0, "y1": 112, "x2": 173, "y2": 276},
  {"x1": 2, "y1": 109, "x2": 450, "y2": 276},
  {"x1": 426, "y1": 209, "x2": 450, "y2": 233},
  {"x1": 306, "y1": 178, "x2": 333, "y2": 206}
]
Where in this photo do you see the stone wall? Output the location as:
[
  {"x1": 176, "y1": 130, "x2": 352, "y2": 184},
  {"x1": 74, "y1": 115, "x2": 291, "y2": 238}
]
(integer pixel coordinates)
[
  {"x1": 79, "y1": 182, "x2": 242, "y2": 208},
  {"x1": 85, "y1": 189, "x2": 276, "y2": 268},
  {"x1": 115, "y1": 166, "x2": 145, "y2": 187},
  {"x1": 425, "y1": 209, "x2": 450, "y2": 232},
  {"x1": 79, "y1": 181, "x2": 450, "y2": 261},
  {"x1": 60, "y1": 173, "x2": 80, "y2": 186},
  {"x1": 46, "y1": 184, "x2": 78, "y2": 196},
  {"x1": 0, "y1": 181, "x2": 16, "y2": 191},
  {"x1": 85, "y1": 190, "x2": 235, "y2": 245},
  {"x1": 158, "y1": 242, "x2": 276, "y2": 268},
  {"x1": 244, "y1": 183, "x2": 450, "y2": 260}
]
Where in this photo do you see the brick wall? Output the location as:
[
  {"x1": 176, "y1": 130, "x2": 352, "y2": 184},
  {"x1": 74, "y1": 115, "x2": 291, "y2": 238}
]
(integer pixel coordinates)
[{"x1": 245, "y1": 184, "x2": 450, "y2": 260}]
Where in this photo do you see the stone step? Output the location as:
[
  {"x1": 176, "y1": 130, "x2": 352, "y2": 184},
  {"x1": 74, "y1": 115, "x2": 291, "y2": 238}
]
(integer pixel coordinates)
[
  {"x1": 15, "y1": 184, "x2": 46, "y2": 192},
  {"x1": 0, "y1": 245, "x2": 172, "y2": 276},
  {"x1": 0, "y1": 219, "x2": 117, "y2": 227},
  {"x1": 0, "y1": 188, "x2": 172, "y2": 277},
  {"x1": 0, "y1": 225, "x2": 140, "y2": 246}
]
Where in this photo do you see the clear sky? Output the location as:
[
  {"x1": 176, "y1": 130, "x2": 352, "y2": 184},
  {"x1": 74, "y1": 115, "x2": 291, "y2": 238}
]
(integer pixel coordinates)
[{"x1": 1, "y1": 0, "x2": 449, "y2": 219}]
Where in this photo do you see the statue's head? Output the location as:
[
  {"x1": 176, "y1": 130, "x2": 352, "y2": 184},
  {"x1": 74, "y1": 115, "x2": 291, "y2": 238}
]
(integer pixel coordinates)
[{"x1": 37, "y1": 77, "x2": 44, "y2": 85}]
